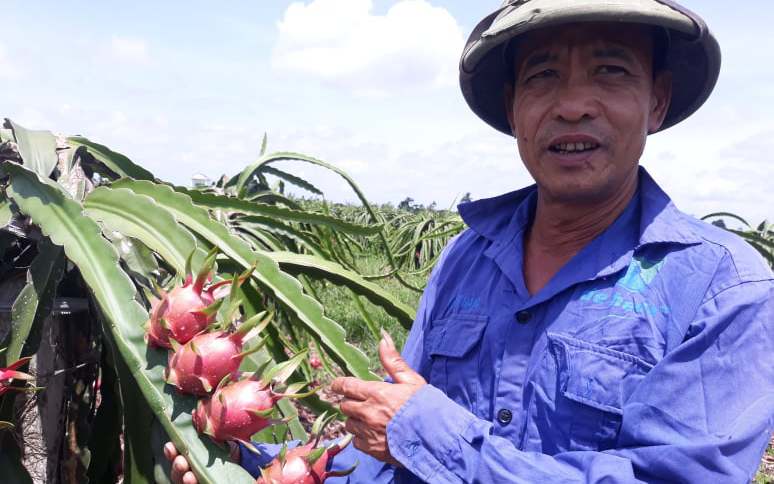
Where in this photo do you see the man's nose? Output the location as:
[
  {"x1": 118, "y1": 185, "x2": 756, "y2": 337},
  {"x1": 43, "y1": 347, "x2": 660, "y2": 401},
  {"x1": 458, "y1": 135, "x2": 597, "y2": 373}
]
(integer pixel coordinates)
[{"x1": 550, "y1": 78, "x2": 601, "y2": 123}]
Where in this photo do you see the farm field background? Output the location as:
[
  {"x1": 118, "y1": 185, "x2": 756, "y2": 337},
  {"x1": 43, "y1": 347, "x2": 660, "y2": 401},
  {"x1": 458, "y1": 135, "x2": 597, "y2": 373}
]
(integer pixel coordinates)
[{"x1": 0, "y1": 121, "x2": 770, "y2": 483}]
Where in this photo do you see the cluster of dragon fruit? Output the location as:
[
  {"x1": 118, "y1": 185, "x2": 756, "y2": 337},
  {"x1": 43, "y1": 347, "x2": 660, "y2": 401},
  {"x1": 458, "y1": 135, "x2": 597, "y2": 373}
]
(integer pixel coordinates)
[{"x1": 145, "y1": 249, "x2": 354, "y2": 483}]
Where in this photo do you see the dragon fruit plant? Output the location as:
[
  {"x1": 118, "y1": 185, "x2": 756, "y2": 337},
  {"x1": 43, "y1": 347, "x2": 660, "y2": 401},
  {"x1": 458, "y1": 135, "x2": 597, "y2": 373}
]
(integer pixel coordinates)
[
  {"x1": 0, "y1": 121, "x2": 397, "y2": 483},
  {"x1": 257, "y1": 412, "x2": 357, "y2": 484}
]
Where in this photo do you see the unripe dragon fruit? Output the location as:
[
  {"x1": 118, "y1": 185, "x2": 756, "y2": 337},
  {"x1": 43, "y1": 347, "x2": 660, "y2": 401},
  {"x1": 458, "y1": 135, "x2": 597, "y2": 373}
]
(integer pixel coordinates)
[
  {"x1": 193, "y1": 353, "x2": 315, "y2": 446},
  {"x1": 165, "y1": 311, "x2": 272, "y2": 396},
  {"x1": 257, "y1": 413, "x2": 356, "y2": 484}
]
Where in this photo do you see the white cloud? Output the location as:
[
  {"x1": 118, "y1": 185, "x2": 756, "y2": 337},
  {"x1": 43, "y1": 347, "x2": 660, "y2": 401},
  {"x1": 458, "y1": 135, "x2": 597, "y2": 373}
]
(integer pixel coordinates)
[
  {"x1": 109, "y1": 36, "x2": 149, "y2": 63},
  {"x1": 272, "y1": 0, "x2": 465, "y2": 96},
  {"x1": 641, "y1": 121, "x2": 773, "y2": 225}
]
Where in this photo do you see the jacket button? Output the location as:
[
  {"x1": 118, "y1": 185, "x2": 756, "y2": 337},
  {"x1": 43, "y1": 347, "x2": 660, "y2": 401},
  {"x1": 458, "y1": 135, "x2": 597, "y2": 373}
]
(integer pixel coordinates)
[
  {"x1": 515, "y1": 310, "x2": 531, "y2": 324},
  {"x1": 497, "y1": 408, "x2": 513, "y2": 425}
]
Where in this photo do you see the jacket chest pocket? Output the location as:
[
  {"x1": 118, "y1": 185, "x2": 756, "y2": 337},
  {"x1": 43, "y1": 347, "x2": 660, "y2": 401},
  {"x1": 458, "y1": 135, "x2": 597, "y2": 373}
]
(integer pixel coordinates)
[
  {"x1": 527, "y1": 332, "x2": 653, "y2": 453},
  {"x1": 426, "y1": 314, "x2": 488, "y2": 412}
]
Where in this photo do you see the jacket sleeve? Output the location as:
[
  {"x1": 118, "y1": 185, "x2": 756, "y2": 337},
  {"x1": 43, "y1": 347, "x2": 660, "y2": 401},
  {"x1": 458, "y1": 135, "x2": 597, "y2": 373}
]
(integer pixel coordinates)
[{"x1": 385, "y1": 279, "x2": 774, "y2": 483}]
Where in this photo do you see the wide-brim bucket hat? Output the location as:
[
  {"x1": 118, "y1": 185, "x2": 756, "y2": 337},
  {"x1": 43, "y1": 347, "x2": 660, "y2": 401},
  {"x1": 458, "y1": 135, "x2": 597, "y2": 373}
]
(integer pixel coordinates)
[{"x1": 460, "y1": 0, "x2": 721, "y2": 135}]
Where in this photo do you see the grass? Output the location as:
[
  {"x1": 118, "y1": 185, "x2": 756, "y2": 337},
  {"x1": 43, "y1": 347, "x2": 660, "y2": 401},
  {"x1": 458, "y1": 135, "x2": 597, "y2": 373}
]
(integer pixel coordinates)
[
  {"x1": 755, "y1": 438, "x2": 774, "y2": 483},
  {"x1": 310, "y1": 253, "x2": 421, "y2": 368}
]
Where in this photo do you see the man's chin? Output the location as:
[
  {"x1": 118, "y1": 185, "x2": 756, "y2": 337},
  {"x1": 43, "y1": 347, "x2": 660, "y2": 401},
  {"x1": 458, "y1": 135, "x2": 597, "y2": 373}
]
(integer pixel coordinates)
[{"x1": 538, "y1": 179, "x2": 616, "y2": 205}]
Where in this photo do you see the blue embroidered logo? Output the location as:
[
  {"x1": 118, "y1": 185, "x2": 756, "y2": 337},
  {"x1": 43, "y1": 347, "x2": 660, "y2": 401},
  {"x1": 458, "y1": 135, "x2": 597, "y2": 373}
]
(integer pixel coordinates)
[
  {"x1": 579, "y1": 256, "x2": 670, "y2": 316},
  {"x1": 452, "y1": 295, "x2": 481, "y2": 313},
  {"x1": 616, "y1": 256, "x2": 664, "y2": 293}
]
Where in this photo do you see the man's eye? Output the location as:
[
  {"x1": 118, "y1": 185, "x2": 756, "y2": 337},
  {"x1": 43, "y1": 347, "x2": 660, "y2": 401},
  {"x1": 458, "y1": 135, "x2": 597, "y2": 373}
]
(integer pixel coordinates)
[
  {"x1": 525, "y1": 69, "x2": 557, "y2": 82},
  {"x1": 597, "y1": 65, "x2": 629, "y2": 75}
]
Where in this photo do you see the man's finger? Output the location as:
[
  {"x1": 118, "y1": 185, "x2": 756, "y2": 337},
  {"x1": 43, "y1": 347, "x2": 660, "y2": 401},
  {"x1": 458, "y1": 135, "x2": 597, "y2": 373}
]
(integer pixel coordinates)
[
  {"x1": 379, "y1": 330, "x2": 424, "y2": 385},
  {"x1": 330, "y1": 377, "x2": 372, "y2": 400},
  {"x1": 164, "y1": 442, "x2": 178, "y2": 462},
  {"x1": 171, "y1": 455, "x2": 190, "y2": 483},
  {"x1": 182, "y1": 471, "x2": 198, "y2": 484}
]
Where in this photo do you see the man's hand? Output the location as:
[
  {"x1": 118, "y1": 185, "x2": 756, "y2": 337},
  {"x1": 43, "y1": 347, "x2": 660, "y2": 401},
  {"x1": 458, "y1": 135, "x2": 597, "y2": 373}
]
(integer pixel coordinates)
[
  {"x1": 164, "y1": 442, "x2": 199, "y2": 484},
  {"x1": 331, "y1": 330, "x2": 426, "y2": 466},
  {"x1": 163, "y1": 441, "x2": 240, "y2": 484}
]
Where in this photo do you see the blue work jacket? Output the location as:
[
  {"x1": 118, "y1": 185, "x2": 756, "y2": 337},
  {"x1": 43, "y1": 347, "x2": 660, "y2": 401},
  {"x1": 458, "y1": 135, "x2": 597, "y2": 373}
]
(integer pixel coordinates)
[{"x1": 242, "y1": 168, "x2": 773, "y2": 483}]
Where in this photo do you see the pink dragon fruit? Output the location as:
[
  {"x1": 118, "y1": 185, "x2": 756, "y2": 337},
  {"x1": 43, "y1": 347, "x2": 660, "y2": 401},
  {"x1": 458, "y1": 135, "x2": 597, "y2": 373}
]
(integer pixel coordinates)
[
  {"x1": 165, "y1": 311, "x2": 272, "y2": 396},
  {"x1": 0, "y1": 357, "x2": 34, "y2": 397},
  {"x1": 257, "y1": 413, "x2": 356, "y2": 484},
  {"x1": 146, "y1": 250, "x2": 247, "y2": 348},
  {"x1": 193, "y1": 353, "x2": 314, "y2": 446}
]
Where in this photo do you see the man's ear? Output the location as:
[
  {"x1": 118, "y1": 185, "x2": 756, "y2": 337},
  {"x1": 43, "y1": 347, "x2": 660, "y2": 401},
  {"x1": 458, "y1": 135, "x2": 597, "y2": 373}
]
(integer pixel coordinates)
[
  {"x1": 648, "y1": 70, "x2": 673, "y2": 133},
  {"x1": 504, "y1": 82, "x2": 518, "y2": 138}
]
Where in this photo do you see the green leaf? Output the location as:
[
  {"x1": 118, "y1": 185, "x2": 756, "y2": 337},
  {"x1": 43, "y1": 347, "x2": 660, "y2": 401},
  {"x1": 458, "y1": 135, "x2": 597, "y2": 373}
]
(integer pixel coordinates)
[
  {"x1": 4, "y1": 119, "x2": 58, "y2": 178},
  {"x1": 267, "y1": 251, "x2": 415, "y2": 329},
  {"x1": 68, "y1": 136, "x2": 155, "y2": 181},
  {"x1": 2, "y1": 162, "x2": 255, "y2": 484},
  {"x1": 105, "y1": 232, "x2": 160, "y2": 288},
  {"x1": 116, "y1": 351, "x2": 156, "y2": 484},
  {"x1": 235, "y1": 151, "x2": 423, "y2": 293},
  {"x1": 112, "y1": 178, "x2": 378, "y2": 380},
  {"x1": 83, "y1": 186, "x2": 204, "y2": 275},
  {"x1": 259, "y1": 165, "x2": 323, "y2": 196},
  {"x1": 151, "y1": 419, "x2": 174, "y2": 484},
  {"x1": 0, "y1": 195, "x2": 14, "y2": 227},
  {"x1": 177, "y1": 187, "x2": 381, "y2": 236},
  {"x1": 701, "y1": 212, "x2": 751, "y2": 229},
  {"x1": 3, "y1": 238, "x2": 65, "y2": 366},
  {"x1": 235, "y1": 217, "x2": 329, "y2": 258}
]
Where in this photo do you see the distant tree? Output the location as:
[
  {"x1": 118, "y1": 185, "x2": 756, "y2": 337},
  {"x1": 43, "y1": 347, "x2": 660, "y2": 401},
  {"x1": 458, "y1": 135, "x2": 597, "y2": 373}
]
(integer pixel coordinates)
[
  {"x1": 398, "y1": 197, "x2": 415, "y2": 211},
  {"x1": 428, "y1": 201, "x2": 437, "y2": 211}
]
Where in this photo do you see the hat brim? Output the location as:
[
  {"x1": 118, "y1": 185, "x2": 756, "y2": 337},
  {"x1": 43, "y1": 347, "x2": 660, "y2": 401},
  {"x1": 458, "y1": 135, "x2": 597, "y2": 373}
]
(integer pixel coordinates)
[{"x1": 459, "y1": 0, "x2": 721, "y2": 135}]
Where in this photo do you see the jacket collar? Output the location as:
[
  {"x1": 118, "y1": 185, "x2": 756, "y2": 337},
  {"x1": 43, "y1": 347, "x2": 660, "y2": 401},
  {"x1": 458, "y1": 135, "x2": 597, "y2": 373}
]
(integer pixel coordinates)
[{"x1": 457, "y1": 166, "x2": 702, "y2": 247}]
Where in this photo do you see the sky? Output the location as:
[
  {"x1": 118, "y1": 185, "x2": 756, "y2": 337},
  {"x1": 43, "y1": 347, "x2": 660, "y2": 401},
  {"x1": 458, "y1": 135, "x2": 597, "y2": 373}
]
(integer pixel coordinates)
[{"x1": 1, "y1": 0, "x2": 771, "y2": 223}]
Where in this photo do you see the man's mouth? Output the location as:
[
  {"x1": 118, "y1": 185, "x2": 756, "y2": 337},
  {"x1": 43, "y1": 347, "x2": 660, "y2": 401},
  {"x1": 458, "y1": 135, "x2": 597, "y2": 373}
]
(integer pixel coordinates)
[{"x1": 548, "y1": 141, "x2": 600, "y2": 154}]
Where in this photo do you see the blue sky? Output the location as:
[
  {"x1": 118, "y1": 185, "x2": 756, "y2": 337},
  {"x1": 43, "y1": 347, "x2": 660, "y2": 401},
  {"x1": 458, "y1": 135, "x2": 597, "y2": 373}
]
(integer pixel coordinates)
[{"x1": 1, "y1": 1, "x2": 771, "y2": 223}]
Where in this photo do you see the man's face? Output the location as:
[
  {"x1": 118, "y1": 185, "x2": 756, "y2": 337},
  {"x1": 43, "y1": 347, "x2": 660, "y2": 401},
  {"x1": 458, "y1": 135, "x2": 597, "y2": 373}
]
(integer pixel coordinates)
[{"x1": 505, "y1": 22, "x2": 672, "y2": 204}]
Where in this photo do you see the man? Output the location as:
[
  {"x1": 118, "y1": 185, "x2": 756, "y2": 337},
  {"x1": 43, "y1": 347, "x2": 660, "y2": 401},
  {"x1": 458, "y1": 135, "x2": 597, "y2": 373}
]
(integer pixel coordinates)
[{"x1": 166, "y1": 1, "x2": 773, "y2": 482}]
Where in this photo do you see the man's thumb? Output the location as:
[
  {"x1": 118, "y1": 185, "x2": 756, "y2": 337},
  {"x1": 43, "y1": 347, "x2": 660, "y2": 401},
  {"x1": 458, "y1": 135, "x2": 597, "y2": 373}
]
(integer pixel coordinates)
[{"x1": 379, "y1": 329, "x2": 422, "y2": 385}]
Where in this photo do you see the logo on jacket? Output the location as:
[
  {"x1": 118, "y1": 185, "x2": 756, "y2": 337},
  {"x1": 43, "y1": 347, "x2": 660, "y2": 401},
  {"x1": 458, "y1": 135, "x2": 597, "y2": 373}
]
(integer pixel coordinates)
[
  {"x1": 616, "y1": 256, "x2": 664, "y2": 293},
  {"x1": 452, "y1": 295, "x2": 481, "y2": 313},
  {"x1": 578, "y1": 255, "x2": 670, "y2": 316}
]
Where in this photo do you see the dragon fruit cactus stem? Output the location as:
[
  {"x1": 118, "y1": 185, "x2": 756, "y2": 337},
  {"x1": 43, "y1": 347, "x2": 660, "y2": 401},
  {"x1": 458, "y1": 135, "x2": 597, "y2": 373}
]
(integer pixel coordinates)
[
  {"x1": 165, "y1": 311, "x2": 272, "y2": 396},
  {"x1": 257, "y1": 412, "x2": 357, "y2": 484}
]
